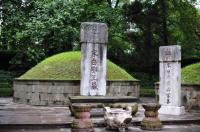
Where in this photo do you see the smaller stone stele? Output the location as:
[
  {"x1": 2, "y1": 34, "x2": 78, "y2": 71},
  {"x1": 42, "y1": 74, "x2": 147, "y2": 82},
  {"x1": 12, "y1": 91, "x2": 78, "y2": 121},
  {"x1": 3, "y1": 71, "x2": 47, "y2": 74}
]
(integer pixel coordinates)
[
  {"x1": 104, "y1": 106, "x2": 132, "y2": 132},
  {"x1": 141, "y1": 103, "x2": 162, "y2": 131},
  {"x1": 71, "y1": 103, "x2": 93, "y2": 132}
]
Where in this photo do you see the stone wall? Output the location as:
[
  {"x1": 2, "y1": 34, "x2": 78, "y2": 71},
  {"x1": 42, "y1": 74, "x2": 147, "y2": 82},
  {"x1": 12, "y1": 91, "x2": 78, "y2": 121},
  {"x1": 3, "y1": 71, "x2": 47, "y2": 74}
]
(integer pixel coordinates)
[
  {"x1": 155, "y1": 83, "x2": 200, "y2": 107},
  {"x1": 13, "y1": 79, "x2": 140, "y2": 106}
]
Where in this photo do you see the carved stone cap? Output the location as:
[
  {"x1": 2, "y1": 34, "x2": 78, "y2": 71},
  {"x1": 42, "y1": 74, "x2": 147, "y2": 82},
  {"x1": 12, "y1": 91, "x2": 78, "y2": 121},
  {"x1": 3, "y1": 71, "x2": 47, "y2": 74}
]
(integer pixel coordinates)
[
  {"x1": 80, "y1": 22, "x2": 108, "y2": 44},
  {"x1": 159, "y1": 45, "x2": 181, "y2": 62}
]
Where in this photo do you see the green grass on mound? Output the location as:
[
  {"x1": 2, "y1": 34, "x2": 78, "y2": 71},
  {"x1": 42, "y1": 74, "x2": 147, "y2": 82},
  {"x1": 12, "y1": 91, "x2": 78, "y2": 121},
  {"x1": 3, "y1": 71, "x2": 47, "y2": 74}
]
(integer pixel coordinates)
[
  {"x1": 19, "y1": 51, "x2": 136, "y2": 81},
  {"x1": 182, "y1": 62, "x2": 200, "y2": 84}
]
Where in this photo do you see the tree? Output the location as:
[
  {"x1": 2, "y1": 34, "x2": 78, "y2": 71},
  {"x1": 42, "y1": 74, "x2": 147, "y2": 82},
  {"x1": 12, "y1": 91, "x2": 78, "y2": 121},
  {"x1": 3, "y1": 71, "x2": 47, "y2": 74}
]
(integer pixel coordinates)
[
  {"x1": 1, "y1": 0, "x2": 131, "y2": 70},
  {"x1": 123, "y1": 0, "x2": 200, "y2": 74}
]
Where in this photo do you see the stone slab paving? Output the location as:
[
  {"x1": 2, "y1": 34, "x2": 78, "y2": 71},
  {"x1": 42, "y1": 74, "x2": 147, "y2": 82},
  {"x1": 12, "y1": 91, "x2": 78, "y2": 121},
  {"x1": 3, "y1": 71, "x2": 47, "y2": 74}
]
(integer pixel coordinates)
[
  {"x1": 0, "y1": 97, "x2": 200, "y2": 128},
  {"x1": 1, "y1": 124, "x2": 200, "y2": 132},
  {"x1": 0, "y1": 98, "x2": 72, "y2": 125}
]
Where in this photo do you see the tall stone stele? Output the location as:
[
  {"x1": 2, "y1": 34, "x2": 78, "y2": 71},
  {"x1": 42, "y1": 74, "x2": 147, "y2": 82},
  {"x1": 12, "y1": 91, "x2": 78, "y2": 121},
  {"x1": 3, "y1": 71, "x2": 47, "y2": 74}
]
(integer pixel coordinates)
[
  {"x1": 80, "y1": 22, "x2": 108, "y2": 96},
  {"x1": 159, "y1": 45, "x2": 185, "y2": 115}
]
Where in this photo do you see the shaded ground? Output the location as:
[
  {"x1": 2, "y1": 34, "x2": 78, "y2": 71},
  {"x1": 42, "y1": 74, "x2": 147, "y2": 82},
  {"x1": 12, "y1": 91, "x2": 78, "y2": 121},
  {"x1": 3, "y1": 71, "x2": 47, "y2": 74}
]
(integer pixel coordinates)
[{"x1": 0, "y1": 97, "x2": 200, "y2": 132}]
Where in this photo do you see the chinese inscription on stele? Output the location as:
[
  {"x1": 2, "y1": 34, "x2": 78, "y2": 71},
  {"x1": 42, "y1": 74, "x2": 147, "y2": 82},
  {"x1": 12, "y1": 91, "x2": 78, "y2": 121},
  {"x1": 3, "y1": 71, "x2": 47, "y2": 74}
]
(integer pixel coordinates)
[
  {"x1": 164, "y1": 48, "x2": 172, "y2": 105},
  {"x1": 90, "y1": 49, "x2": 98, "y2": 90}
]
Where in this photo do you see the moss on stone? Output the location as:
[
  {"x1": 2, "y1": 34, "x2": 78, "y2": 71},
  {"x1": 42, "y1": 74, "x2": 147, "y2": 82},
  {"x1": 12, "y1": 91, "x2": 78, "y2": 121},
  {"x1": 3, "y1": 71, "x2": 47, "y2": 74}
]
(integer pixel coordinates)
[{"x1": 19, "y1": 51, "x2": 136, "y2": 81}]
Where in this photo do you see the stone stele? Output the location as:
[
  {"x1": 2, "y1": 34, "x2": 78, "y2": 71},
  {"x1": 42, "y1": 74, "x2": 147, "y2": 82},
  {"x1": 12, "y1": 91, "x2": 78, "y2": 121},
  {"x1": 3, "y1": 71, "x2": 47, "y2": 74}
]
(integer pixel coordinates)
[
  {"x1": 159, "y1": 45, "x2": 185, "y2": 115},
  {"x1": 80, "y1": 22, "x2": 108, "y2": 96}
]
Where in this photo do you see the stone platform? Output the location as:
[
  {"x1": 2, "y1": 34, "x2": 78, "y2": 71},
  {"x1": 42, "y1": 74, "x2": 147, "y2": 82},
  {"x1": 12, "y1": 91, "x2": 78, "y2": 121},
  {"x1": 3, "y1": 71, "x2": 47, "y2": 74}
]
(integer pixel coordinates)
[{"x1": 0, "y1": 98, "x2": 200, "y2": 131}]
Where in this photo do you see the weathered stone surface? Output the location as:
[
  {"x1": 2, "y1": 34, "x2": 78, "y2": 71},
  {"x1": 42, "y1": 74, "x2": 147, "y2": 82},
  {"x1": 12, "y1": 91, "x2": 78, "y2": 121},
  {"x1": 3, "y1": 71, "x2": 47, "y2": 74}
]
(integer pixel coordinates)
[
  {"x1": 181, "y1": 84, "x2": 200, "y2": 108},
  {"x1": 80, "y1": 22, "x2": 108, "y2": 96},
  {"x1": 71, "y1": 104, "x2": 93, "y2": 132},
  {"x1": 17, "y1": 98, "x2": 28, "y2": 104},
  {"x1": 64, "y1": 86, "x2": 73, "y2": 93},
  {"x1": 40, "y1": 93, "x2": 49, "y2": 101},
  {"x1": 13, "y1": 80, "x2": 139, "y2": 106},
  {"x1": 26, "y1": 92, "x2": 32, "y2": 99},
  {"x1": 141, "y1": 103, "x2": 162, "y2": 131},
  {"x1": 30, "y1": 92, "x2": 40, "y2": 105},
  {"x1": 40, "y1": 86, "x2": 48, "y2": 93},
  {"x1": 26, "y1": 86, "x2": 32, "y2": 92},
  {"x1": 159, "y1": 62, "x2": 181, "y2": 106},
  {"x1": 80, "y1": 22, "x2": 108, "y2": 43},
  {"x1": 34, "y1": 85, "x2": 39, "y2": 93},
  {"x1": 53, "y1": 94, "x2": 65, "y2": 102},
  {"x1": 47, "y1": 86, "x2": 53, "y2": 93},
  {"x1": 14, "y1": 91, "x2": 20, "y2": 98},
  {"x1": 104, "y1": 106, "x2": 132, "y2": 131},
  {"x1": 155, "y1": 83, "x2": 200, "y2": 109},
  {"x1": 159, "y1": 45, "x2": 181, "y2": 62},
  {"x1": 51, "y1": 87, "x2": 64, "y2": 94},
  {"x1": 159, "y1": 45, "x2": 185, "y2": 115}
]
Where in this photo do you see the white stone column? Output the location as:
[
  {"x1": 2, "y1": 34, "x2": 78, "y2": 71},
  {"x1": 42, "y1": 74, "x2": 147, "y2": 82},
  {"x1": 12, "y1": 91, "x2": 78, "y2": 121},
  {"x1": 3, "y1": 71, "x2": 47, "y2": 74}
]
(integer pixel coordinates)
[
  {"x1": 159, "y1": 45, "x2": 185, "y2": 115},
  {"x1": 80, "y1": 22, "x2": 108, "y2": 96}
]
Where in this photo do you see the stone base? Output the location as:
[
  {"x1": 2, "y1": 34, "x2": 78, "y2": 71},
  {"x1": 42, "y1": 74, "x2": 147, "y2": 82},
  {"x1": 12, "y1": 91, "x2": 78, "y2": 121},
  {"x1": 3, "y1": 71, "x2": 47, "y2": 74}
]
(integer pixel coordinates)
[
  {"x1": 159, "y1": 106, "x2": 185, "y2": 115},
  {"x1": 141, "y1": 118, "x2": 162, "y2": 131}
]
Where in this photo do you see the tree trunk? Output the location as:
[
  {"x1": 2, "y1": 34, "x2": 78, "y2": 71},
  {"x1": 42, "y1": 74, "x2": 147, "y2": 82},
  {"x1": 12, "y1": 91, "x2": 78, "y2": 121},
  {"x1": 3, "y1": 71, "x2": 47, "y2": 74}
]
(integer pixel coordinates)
[{"x1": 160, "y1": 0, "x2": 168, "y2": 45}]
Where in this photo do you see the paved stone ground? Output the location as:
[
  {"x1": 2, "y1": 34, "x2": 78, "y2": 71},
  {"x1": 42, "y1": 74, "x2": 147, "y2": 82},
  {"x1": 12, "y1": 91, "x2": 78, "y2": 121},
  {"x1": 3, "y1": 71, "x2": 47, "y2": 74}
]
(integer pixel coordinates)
[
  {"x1": 0, "y1": 98, "x2": 72, "y2": 124},
  {"x1": 1, "y1": 124, "x2": 200, "y2": 132},
  {"x1": 0, "y1": 97, "x2": 200, "y2": 132}
]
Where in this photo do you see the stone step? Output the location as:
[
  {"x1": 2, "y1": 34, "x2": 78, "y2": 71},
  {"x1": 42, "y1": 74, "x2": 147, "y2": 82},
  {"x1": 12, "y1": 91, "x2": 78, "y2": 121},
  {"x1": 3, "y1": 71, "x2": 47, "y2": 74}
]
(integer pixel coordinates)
[{"x1": 69, "y1": 96, "x2": 139, "y2": 103}]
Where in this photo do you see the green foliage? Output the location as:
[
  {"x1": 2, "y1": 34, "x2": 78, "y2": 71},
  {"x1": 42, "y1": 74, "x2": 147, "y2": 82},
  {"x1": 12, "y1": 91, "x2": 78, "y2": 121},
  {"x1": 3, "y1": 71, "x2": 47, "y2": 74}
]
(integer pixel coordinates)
[
  {"x1": 131, "y1": 72, "x2": 158, "y2": 97},
  {"x1": 123, "y1": 0, "x2": 200, "y2": 74},
  {"x1": 182, "y1": 62, "x2": 200, "y2": 84},
  {"x1": 2, "y1": 0, "x2": 200, "y2": 90},
  {"x1": 1, "y1": 0, "x2": 131, "y2": 69},
  {"x1": 168, "y1": 0, "x2": 200, "y2": 59},
  {"x1": 19, "y1": 51, "x2": 136, "y2": 80},
  {"x1": 140, "y1": 88, "x2": 155, "y2": 97},
  {"x1": 0, "y1": 70, "x2": 14, "y2": 97}
]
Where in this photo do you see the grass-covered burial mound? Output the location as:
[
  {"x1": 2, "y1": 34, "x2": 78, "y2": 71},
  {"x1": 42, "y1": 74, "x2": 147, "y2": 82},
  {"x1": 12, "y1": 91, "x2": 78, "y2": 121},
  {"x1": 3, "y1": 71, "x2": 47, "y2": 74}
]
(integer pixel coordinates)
[
  {"x1": 182, "y1": 62, "x2": 200, "y2": 84},
  {"x1": 14, "y1": 51, "x2": 140, "y2": 106},
  {"x1": 19, "y1": 51, "x2": 136, "y2": 80}
]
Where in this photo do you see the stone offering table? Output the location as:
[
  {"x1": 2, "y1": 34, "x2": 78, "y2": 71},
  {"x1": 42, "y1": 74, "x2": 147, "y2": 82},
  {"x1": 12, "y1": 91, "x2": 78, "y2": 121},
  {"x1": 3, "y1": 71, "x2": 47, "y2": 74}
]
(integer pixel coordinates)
[
  {"x1": 69, "y1": 96, "x2": 139, "y2": 117},
  {"x1": 69, "y1": 96, "x2": 138, "y2": 103}
]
